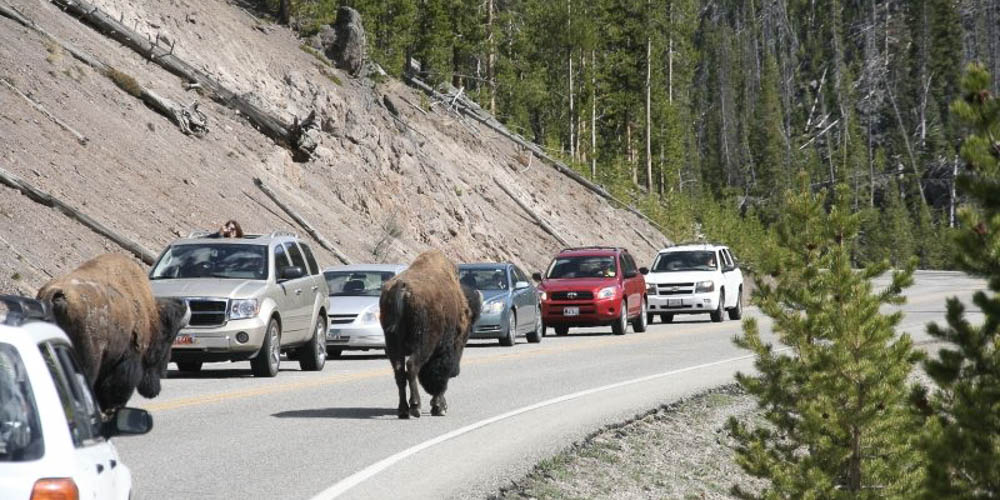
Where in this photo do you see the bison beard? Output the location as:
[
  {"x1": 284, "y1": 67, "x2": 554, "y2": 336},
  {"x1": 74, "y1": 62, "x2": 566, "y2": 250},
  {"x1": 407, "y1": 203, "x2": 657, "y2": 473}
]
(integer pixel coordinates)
[
  {"x1": 380, "y1": 250, "x2": 481, "y2": 418},
  {"x1": 38, "y1": 254, "x2": 189, "y2": 414}
]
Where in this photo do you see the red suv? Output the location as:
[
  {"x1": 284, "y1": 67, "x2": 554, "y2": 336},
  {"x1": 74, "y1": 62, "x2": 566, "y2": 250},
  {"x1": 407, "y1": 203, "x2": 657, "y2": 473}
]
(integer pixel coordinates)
[{"x1": 532, "y1": 247, "x2": 649, "y2": 336}]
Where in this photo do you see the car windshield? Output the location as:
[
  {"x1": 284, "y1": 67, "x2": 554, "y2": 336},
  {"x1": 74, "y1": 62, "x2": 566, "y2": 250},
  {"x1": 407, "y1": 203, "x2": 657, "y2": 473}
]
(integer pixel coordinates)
[
  {"x1": 150, "y1": 244, "x2": 268, "y2": 280},
  {"x1": 325, "y1": 271, "x2": 396, "y2": 297},
  {"x1": 458, "y1": 268, "x2": 508, "y2": 291},
  {"x1": 0, "y1": 343, "x2": 44, "y2": 462},
  {"x1": 546, "y1": 256, "x2": 617, "y2": 279},
  {"x1": 652, "y1": 251, "x2": 718, "y2": 272}
]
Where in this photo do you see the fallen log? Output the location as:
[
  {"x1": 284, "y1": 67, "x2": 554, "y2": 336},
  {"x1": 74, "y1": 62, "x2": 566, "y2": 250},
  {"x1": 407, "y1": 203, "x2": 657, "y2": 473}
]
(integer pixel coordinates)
[
  {"x1": 0, "y1": 166, "x2": 156, "y2": 264},
  {"x1": 48, "y1": 0, "x2": 315, "y2": 158},
  {"x1": 1, "y1": 78, "x2": 88, "y2": 145},
  {"x1": 493, "y1": 177, "x2": 570, "y2": 247},
  {"x1": 0, "y1": 4, "x2": 206, "y2": 136},
  {"x1": 253, "y1": 177, "x2": 351, "y2": 265}
]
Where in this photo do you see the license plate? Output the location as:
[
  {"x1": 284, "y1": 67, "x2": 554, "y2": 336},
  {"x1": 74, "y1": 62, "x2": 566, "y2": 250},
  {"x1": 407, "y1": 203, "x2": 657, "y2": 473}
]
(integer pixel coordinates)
[
  {"x1": 173, "y1": 334, "x2": 195, "y2": 346},
  {"x1": 564, "y1": 307, "x2": 580, "y2": 317},
  {"x1": 668, "y1": 299, "x2": 683, "y2": 307}
]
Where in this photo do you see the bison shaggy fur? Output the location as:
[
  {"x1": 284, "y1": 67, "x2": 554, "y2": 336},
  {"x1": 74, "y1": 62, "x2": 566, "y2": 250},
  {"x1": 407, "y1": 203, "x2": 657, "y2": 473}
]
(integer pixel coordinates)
[
  {"x1": 380, "y1": 249, "x2": 481, "y2": 418},
  {"x1": 36, "y1": 254, "x2": 189, "y2": 413}
]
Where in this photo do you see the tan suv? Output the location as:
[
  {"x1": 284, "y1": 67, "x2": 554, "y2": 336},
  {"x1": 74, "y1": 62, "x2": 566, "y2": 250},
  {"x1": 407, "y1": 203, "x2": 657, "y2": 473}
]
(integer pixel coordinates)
[{"x1": 149, "y1": 231, "x2": 329, "y2": 377}]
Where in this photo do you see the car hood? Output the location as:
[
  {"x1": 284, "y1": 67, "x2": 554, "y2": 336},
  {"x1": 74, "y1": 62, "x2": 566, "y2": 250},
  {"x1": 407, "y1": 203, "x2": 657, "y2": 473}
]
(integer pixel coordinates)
[
  {"x1": 151, "y1": 279, "x2": 267, "y2": 299},
  {"x1": 645, "y1": 270, "x2": 715, "y2": 284},
  {"x1": 326, "y1": 296, "x2": 380, "y2": 314},
  {"x1": 539, "y1": 278, "x2": 618, "y2": 292}
]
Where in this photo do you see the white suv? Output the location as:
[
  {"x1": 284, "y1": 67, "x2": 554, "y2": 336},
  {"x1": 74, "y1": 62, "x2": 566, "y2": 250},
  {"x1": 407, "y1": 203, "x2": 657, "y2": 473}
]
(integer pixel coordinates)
[
  {"x1": 644, "y1": 244, "x2": 744, "y2": 323},
  {"x1": 0, "y1": 295, "x2": 152, "y2": 500}
]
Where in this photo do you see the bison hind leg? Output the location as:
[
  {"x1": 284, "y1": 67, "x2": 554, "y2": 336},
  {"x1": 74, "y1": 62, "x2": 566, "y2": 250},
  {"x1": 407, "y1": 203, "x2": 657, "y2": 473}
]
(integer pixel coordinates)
[{"x1": 96, "y1": 355, "x2": 142, "y2": 413}]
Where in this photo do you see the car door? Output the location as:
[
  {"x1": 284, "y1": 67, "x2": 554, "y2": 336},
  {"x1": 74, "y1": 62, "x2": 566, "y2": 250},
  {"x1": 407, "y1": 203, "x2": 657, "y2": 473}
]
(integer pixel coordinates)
[
  {"x1": 39, "y1": 342, "x2": 122, "y2": 500},
  {"x1": 510, "y1": 266, "x2": 534, "y2": 334},
  {"x1": 271, "y1": 243, "x2": 301, "y2": 339},
  {"x1": 297, "y1": 242, "x2": 325, "y2": 333},
  {"x1": 282, "y1": 241, "x2": 314, "y2": 341},
  {"x1": 618, "y1": 254, "x2": 637, "y2": 316},
  {"x1": 721, "y1": 249, "x2": 741, "y2": 306}
]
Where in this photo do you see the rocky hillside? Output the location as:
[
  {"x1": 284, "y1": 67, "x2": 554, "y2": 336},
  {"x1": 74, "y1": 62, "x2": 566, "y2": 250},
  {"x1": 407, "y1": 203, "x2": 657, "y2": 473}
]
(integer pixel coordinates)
[{"x1": 0, "y1": 0, "x2": 667, "y2": 294}]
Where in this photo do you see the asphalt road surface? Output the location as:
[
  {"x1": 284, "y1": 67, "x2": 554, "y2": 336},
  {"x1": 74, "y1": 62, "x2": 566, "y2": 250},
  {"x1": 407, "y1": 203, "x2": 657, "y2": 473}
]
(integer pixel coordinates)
[{"x1": 114, "y1": 271, "x2": 985, "y2": 499}]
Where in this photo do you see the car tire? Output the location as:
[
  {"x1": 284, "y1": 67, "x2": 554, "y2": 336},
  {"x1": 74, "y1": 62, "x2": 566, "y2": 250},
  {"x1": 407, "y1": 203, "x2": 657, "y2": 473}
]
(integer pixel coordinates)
[
  {"x1": 526, "y1": 313, "x2": 542, "y2": 343},
  {"x1": 327, "y1": 348, "x2": 343, "y2": 358},
  {"x1": 500, "y1": 310, "x2": 516, "y2": 347},
  {"x1": 298, "y1": 314, "x2": 327, "y2": 371},
  {"x1": 632, "y1": 299, "x2": 648, "y2": 332},
  {"x1": 176, "y1": 361, "x2": 202, "y2": 372},
  {"x1": 728, "y1": 287, "x2": 743, "y2": 320},
  {"x1": 612, "y1": 300, "x2": 628, "y2": 335},
  {"x1": 710, "y1": 291, "x2": 725, "y2": 323},
  {"x1": 251, "y1": 318, "x2": 281, "y2": 377},
  {"x1": 555, "y1": 326, "x2": 569, "y2": 336},
  {"x1": 661, "y1": 313, "x2": 674, "y2": 323}
]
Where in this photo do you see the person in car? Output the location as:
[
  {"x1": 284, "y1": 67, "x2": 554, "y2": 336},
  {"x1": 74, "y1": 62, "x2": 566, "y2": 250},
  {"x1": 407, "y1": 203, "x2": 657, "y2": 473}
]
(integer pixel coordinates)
[{"x1": 207, "y1": 220, "x2": 244, "y2": 238}]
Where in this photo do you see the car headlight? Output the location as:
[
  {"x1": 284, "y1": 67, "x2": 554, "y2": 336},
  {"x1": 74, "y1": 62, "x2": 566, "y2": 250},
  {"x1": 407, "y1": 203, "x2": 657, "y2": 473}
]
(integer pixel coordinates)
[
  {"x1": 229, "y1": 299, "x2": 259, "y2": 320},
  {"x1": 646, "y1": 283, "x2": 657, "y2": 294},
  {"x1": 597, "y1": 286, "x2": 617, "y2": 299},
  {"x1": 483, "y1": 299, "x2": 505, "y2": 315},
  {"x1": 695, "y1": 280, "x2": 715, "y2": 293},
  {"x1": 538, "y1": 290, "x2": 547, "y2": 301},
  {"x1": 358, "y1": 306, "x2": 380, "y2": 325}
]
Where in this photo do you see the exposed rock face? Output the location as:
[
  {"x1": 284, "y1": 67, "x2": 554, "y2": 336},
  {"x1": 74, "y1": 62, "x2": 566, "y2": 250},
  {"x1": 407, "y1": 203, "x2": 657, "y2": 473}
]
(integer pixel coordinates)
[{"x1": 327, "y1": 6, "x2": 365, "y2": 76}]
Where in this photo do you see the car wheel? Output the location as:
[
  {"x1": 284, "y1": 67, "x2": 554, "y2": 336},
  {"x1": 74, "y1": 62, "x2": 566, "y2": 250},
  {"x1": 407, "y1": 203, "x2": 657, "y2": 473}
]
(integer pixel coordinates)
[
  {"x1": 500, "y1": 310, "x2": 516, "y2": 347},
  {"x1": 526, "y1": 313, "x2": 542, "y2": 343},
  {"x1": 632, "y1": 299, "x2": 648, "y2": 332},
  {"x1": 661, "y1": 313, "x2": 674, "y2": 323},
  {"x1": 612, "y1": 300, "x2": 627, "y2": 335},
  {"x1": 555, "y1": 326, "x2": 569, "y2": 336},
  {"x1": 176, "y1": 361, "x2": 202, "y2": 372},
  {"x1": 298, "y1": 314, "x2": 327, "y2": 371},
  {"x1": 710, "y1": 291, "x2": 725, "y2": 323},
  {"x1": 251, "y1": 318, "x2": 281, "y2": 377},
  {"x1": 728, "y1": 287, "x2": 743, "y2": 320},
  {"x1": 327, "y1": 348, "x2": 343, "y2": 358}
]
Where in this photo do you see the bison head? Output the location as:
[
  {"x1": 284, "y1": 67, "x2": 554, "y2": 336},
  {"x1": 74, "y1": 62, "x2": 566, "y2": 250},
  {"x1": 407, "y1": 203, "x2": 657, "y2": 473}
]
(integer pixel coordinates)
[
  {"x1": 137, "y1": 298, "x2": 189, "y2": 398},
  {"x1": 460, "y1": 284, "x2": 482, "y2": 329}
]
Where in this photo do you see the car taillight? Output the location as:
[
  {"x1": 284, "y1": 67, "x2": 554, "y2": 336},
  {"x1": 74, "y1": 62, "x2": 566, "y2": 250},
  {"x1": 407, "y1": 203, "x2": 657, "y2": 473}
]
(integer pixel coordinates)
[{"x1": 31, "y1": 478, "x2": 79, "y2": 500}]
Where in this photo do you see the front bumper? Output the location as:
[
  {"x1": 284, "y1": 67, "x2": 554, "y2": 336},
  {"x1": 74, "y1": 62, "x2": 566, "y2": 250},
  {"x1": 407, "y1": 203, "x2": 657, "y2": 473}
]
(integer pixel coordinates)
[
  {"x1": 327, "y1": 322, "x2": 385, "y2": 350},
  {"x1": 540, "y1": 297, "x2": 621, "y2": 326},
  {"x1": 170, "y1": 316, "x2": 268, "y2": 362},
  {"x1": 469, "y1": 310, "x2": 507, "y2": 339},
  {"x1": 647, "y1": 292, "x2": 718, "y2": 314}
]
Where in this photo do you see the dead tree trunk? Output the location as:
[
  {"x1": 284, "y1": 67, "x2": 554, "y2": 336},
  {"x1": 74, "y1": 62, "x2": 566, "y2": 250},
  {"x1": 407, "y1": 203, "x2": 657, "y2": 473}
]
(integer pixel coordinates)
[
  {"x1": 494, "y1": 178, "x2": 570, "y2": 247},
  {"x1": 253, "y1": 178, "x2": 351, "y2": 265}
]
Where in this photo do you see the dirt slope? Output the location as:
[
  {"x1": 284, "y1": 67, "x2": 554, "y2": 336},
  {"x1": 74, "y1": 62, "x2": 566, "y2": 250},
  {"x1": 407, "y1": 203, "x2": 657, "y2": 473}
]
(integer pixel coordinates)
[{"x1": 0, "y1": 0, "x2": 667, "y2": 294}]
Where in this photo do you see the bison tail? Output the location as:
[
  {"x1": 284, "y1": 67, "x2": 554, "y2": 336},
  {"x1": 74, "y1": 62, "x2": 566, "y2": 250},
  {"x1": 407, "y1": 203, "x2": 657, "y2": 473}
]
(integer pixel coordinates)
[{"x1": 417, "y1": 340, "x2": 457, "y2": 396}]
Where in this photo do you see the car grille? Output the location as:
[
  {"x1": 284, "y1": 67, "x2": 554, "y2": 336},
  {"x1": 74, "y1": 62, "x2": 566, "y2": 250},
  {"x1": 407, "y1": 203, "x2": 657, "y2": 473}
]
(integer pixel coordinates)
[
  {"x1": 654, "y1": 283, "x2": 695, "y2": 295},
  {"x1": 550, "y1": 291, "x2": 594, "y2": 301},
  {"x1": 329, "y1": 314, "x2": 358, "y2": 325},
  {"x1": 187, "y1": 299, "x2": 228, "y2": 327}
]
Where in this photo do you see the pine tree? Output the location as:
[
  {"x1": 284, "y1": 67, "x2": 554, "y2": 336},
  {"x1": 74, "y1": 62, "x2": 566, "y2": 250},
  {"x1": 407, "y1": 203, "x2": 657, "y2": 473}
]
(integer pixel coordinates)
[
  {"x1": 728, "y1": 176, "x2": 922, "y2": 498},
  {"x1": 917, "y1": 63, "x2": 1000, "y2": 497}
]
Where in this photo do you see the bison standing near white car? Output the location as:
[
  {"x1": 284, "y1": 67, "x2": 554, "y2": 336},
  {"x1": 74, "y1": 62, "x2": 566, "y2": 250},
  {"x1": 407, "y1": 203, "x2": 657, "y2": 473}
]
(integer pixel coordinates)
[{"x1": 36, "y1": 253, "x2": 189, "y2": 414}]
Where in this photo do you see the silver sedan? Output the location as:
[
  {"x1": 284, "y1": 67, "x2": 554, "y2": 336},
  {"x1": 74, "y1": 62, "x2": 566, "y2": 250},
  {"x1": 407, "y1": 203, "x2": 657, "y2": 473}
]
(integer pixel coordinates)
[{"x1": 323, "y1": 264, "x2": 406, "y2": 357}]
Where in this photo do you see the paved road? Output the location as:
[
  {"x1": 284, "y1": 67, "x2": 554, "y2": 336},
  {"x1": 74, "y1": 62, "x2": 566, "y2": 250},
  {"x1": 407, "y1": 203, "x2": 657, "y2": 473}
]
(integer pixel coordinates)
[{"x1": 114, "y1": 271, "x2": 984, "y2": 499}]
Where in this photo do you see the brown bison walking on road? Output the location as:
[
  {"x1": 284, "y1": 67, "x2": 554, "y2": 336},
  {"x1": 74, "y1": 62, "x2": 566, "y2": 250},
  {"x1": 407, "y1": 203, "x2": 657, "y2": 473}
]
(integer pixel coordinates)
[
  {"x1": 379, "y1": 250, "x2": 481, "y2": 418},
  {"x1": 37, "y1": 254, "x2": 189, "y2": 413}
]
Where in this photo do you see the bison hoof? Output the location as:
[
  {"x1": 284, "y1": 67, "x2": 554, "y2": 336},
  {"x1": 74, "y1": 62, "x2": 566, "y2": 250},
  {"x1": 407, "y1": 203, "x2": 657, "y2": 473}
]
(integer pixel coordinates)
[
  {"x1": 431, "y1": 405, "x2": 447, "y2": 416},
  {"x1": 408, "y1": 406, "x2": 421, "y2": 419},
  {"x1": 397, "y1": 406, "x2": 410, "y2": 419}
]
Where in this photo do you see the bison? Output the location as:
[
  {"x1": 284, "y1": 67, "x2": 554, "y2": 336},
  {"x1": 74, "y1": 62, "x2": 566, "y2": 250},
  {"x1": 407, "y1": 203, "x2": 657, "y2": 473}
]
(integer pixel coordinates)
[
  {"x1": 36, "y1": 253, "x2": 189, "y2": 414},
  {"x1": 380, "y1": 249, "x2": 481, "y2": 418}
]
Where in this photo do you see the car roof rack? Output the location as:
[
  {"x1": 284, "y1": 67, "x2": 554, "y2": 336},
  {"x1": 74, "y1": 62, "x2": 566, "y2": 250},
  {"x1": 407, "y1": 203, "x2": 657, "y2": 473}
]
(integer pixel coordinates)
[
  {"x1": 266, "y1": 231, "x2": 297, "y2": 239},
  {"x1": 187, "y1": 230, "x2": 216, "y2": 239},
  {"x1": 0, "y1": 295, "x2": 53, "y2": 326},
  {"x1": 560, "y1": 246, "x2": 624, "y2": 253}
]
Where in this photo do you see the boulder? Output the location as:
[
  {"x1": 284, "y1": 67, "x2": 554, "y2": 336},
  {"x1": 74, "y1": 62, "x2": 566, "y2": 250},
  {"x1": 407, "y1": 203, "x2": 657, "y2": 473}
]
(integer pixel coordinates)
[{"x1": 326, "y1": 6, "x2": 366, "y2": 76}]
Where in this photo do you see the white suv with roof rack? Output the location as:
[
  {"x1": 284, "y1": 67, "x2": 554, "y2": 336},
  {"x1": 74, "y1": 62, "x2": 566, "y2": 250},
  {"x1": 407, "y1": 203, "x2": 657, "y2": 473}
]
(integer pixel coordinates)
[
  {"x1": 0, "y1": 295, "x2": 152, "y2": 500},
  {"x1": 644, "y1": 243, "x2": 744, "y2": 323},
  {"x1": 149, "y1": 231, "x2": 330, "y2": 377}
]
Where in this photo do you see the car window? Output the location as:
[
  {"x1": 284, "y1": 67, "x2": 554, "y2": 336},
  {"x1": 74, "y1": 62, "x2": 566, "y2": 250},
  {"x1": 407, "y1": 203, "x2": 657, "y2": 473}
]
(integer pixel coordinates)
[
  {"x1": 724, "y1": 249, "x2": 737, "y2": 268},
  {"x1": 620, "y1": 254, "x2": 636, "y2": 276},
  {"x1": 325, "y1": 271, "x2": 396, "y2": 296},
  {"x1": 721, "y1": 250, "x2": 734, "y2": 268},
  {"x1": 274, "y1": 243, "x2": 290, "y2": 271},
  {"x1": 40, "y1": 343, "x2": 103, "y2": 448},
  {"x1": 651, "y1": 251, "x2": 718, "y2": 272},
  {"x1": 300, "y1": 243, "x2": 319, "y2": 275},
  {"x1": 458, "y1": 268, "x2": 509, "y2": 291},
  {"x1": 512, "y1": 266, "x2": 527, "y2": 283},
  {"x1": 150, "y1": 244, "x2": 268, "y2": 280},
  {"x1": 0, "y1": 343, "x2": 44, "y2": 462},
  {"x1": 284, "y1": 242, "x2": 308, "y2": 272},
  {"x1": 547, "y1": 256, "x2": 617, "y2": 279}
]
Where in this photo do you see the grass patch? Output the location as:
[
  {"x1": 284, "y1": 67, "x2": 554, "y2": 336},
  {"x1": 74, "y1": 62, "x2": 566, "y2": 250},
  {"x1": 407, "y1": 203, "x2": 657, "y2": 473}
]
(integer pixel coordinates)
[
  {"x1": 62, "y1": 65, "x2": 86, "y2": 83},
  {"x1": 11, "y1": 272, "x2": 21, "y2": 281},
  {"x1": 299, "y1": 44, "x2": 332, "y2": 67},
  {"x1": 43, "y1": 37, "x2": 63, "y2": 64},
  {"x1": 317, "y1": 66, "x2": 342, "y2": 86},
  {"x1": 104, "y1": 67, "x2": 142, "y2": 98}
]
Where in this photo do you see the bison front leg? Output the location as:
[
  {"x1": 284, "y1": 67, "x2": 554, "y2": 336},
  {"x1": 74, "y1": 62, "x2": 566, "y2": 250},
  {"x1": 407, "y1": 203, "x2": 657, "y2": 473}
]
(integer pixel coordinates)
[
  {"x1": 391, "y1": 360, "x2": 410, "y2": 419},
  {"x1": 406, "y1": 357, "x2": 421, "y2": 418}
]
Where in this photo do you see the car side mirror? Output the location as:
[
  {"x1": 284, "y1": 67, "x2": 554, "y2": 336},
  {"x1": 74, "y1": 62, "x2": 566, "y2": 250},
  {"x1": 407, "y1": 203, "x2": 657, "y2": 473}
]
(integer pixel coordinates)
[
  {"x1": 531, "y1": 272, "x2": 543, "y2": 282},
  {"x1": 279, "y1": 266, "x2": 305, "y2": 281},
  {"x1": 514, "y1": 281, "x2": 530, "y2": 290},
  {"x1": 639, "y1": 267, "x2": 649, "y2": 275},
  {"x1": 103, "y1": 407, "x2": 153, "y2": 437}
]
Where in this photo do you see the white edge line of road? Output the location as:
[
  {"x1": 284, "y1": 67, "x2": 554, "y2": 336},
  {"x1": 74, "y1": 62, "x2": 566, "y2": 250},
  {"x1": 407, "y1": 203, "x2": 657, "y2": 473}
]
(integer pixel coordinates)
[{"x1": 310, "y1": 351, "x2": 768, "y2": 500}]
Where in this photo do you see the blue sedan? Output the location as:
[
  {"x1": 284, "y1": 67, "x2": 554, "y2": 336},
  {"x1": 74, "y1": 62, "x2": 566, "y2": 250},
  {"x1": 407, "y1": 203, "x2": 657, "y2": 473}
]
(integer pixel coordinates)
[{"x1": 458, "y1": 263, "x2": 542, "y2": 346}]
